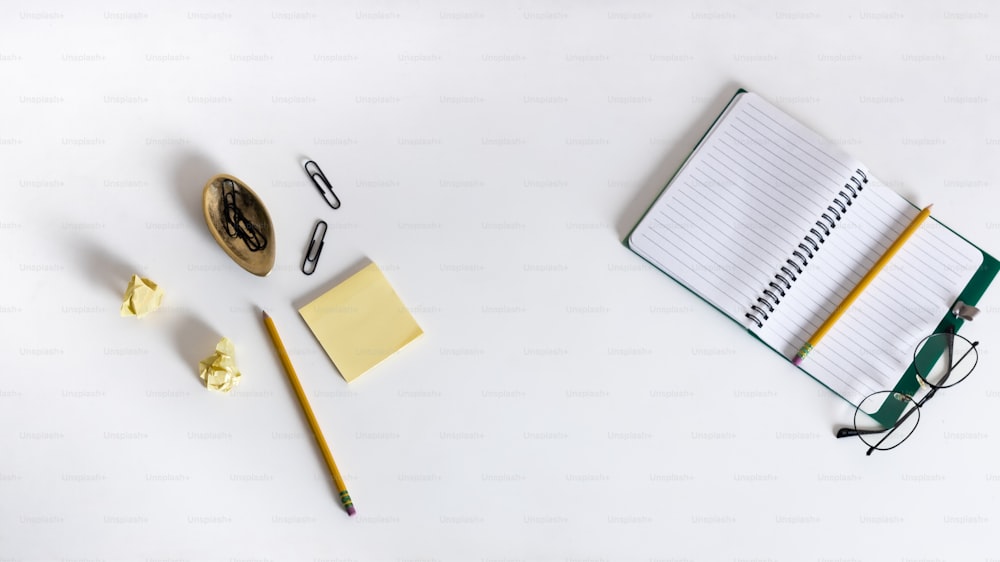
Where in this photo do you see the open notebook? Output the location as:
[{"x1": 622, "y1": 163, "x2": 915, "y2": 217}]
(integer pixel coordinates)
[{"x1": 627, "y1": 90, "x2": 997, "y2": 419}]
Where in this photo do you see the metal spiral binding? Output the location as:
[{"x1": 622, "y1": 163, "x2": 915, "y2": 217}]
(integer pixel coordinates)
[{"x1": 745, "y1": 169, "x2": 869, "y2": 329}]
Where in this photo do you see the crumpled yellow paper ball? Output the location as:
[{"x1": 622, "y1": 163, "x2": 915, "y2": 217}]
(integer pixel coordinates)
[
  {"x1": 120, "y1": 274, "x2": 164, "y2": 318},
  {"x1": 198, "y1": 337, "x2": 242, "y2": 393}
]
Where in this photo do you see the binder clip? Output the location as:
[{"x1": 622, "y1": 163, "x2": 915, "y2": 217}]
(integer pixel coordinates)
[
  {"x1": 301, "y1": 220, "x2": 327, "y2": 276},
  {"x1": 952, "y1": 301, "x2": 980, "y2": 322},
  {"x1": 303, "y1": 160, "x2": 341, "y2": 209}
]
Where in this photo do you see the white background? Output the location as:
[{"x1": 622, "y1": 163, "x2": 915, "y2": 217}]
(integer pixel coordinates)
[{"x1": 3, "y1": 1, "x2": 1000, "y2": 560}]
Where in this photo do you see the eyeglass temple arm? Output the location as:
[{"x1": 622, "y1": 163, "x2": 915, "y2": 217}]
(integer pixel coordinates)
[
  {"x1": 836, "y1": 411, "x2": 915, "y2": 442},
  {"x1": 836, "y1": 427, "x2": 883, "y2": 438}
]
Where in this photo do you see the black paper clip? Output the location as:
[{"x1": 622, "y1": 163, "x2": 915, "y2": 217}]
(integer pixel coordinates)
[
  {"x1": 303, "y1": 160, "x2": 341, "y2": 209},
  {"x1": 301, "y1": 220, "x2": 328, "y2": 275}
]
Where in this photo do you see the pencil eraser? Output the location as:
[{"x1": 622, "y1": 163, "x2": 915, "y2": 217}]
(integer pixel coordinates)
[
  {"x1": 792, "y1": 356, "x2": 803, "y2": 366},
  {"x1": 346, "y1": 505, "x2": 357, "y2": 516}
]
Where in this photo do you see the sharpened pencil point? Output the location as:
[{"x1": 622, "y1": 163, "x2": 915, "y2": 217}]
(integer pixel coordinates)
[{"x1": 262, "y1": 310, "x2": 270, "y2": 320}]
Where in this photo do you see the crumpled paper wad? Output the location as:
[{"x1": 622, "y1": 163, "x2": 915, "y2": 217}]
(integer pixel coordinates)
[
  {"x1": 120, "y1": 274, "x2": 164, "y2": 318},
  {"x1": 198, "y1": 337, "x2": 242, "y2": 393}
]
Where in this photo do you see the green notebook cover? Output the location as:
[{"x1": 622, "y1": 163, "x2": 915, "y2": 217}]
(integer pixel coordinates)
[{"x1": 624, "y1": 88, "x2": 999, "y2": 428}]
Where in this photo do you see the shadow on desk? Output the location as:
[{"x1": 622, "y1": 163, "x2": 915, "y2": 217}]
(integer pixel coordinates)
[
  {"x1": 72, "y1": 238, "x2": 142, "y2": 297},
  {"x1": 172, "y1": 313, "x2": 220, "y2": 387},
  {"x1": 614, "y1": 80, "x2": 743, "y2": 242},
  {"x1": 171, "y1": 149, "x2": 220, "y2": 235}
]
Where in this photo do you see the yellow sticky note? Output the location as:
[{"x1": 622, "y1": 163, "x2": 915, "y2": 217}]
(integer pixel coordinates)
[{"x1": 298, "y1": 262, "x2": 422, "y2": 382}]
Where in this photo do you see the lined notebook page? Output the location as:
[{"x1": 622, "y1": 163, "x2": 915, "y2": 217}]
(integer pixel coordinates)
[
  {"x1": 755, "y1": 181, "x2": 983, "y2": 404},
  {"x1": 629, "y1": 92, "x2": 866, "y2": 323}
]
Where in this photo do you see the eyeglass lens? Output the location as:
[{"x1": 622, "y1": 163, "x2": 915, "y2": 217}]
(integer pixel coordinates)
[
  {"x1": 913, "y1": 332, "x2": 978, "y2": 389},
  {"x1": 854, "y1": 391, "x2": 920, "y2": 451}
]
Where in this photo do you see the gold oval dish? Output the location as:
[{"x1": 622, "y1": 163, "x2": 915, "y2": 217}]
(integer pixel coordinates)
[{"x1": 202, "y1": 174, "x2": 276, "y2": 277}]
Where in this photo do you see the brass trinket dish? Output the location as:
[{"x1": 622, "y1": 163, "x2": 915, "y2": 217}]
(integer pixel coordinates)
[{"x1": 202, "y1": 174, "x2": 275, "y2": 276}]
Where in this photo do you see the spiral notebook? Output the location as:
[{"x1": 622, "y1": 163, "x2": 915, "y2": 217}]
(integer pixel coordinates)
[{"x1": 627, "y1": 90, "x2": 998, "y2": 423}]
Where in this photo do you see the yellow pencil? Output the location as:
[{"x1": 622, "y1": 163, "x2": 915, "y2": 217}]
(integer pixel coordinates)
[
  {"x1": 793, "y1": 205, "x2": 933, "y2": 366},
  {"x1": 262, "y1": 310, "x2": 356, "y2": 516}
]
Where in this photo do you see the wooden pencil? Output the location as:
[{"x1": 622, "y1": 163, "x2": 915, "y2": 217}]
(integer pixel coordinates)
[
  {"x1": 262, "y1": 310, "x2": 355, "y2": 516},
  {"x1": 793, "y1": 205, "x2": 933, "y2": 366}
]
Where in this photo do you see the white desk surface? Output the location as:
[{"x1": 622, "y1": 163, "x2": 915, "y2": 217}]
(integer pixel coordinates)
[{"x1": 3, "y1": 1, "x2": 1000, "y2": 560}]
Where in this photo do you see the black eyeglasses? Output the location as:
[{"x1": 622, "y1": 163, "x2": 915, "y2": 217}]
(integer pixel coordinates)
[{"x1": 836, "y1": 327, "x2": 979, "y2": 455}]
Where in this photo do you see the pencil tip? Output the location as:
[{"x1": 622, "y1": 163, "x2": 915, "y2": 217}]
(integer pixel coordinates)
[{"x1": 262, "y1": 310, "x2": 270, "y2": 320}]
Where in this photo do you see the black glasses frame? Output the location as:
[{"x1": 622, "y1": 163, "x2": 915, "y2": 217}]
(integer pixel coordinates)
[{"x1": 836, "y1": 327, "x2": 979, "y2": 455}]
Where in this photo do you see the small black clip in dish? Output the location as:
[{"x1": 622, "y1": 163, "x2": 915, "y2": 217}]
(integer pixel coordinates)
[
  {"x1": 301, "y1": 220, "x2": 328, "y2": 275},
  {"x1": 304, "y1": 160, "x2": 341, "y2": 209}
]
